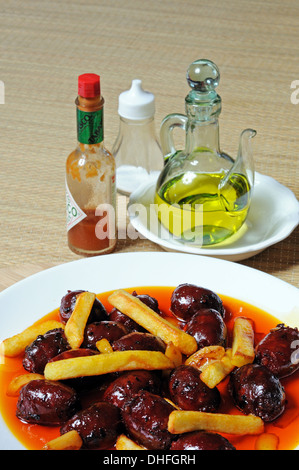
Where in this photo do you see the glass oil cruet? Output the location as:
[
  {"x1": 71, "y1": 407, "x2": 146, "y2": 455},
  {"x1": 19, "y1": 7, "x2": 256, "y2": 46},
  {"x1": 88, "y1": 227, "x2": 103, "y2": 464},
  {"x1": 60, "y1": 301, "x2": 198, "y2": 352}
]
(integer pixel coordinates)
[{"x1": 155, "y1": 59, "x2": 256, "y2": 246}]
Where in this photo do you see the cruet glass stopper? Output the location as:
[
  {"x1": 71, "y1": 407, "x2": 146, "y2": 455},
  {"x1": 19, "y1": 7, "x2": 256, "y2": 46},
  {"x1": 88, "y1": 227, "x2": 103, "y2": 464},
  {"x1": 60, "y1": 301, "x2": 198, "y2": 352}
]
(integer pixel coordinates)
[{"x1": 186, "y1": 59, "x2": 220, "y2": 93}]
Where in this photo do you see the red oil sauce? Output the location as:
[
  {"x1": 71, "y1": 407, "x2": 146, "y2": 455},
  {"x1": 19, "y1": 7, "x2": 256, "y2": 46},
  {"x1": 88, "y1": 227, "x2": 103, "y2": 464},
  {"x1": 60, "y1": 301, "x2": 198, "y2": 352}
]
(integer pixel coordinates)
[{"x1": 0, "y1": 286, "x2": 299, "y2": 451}]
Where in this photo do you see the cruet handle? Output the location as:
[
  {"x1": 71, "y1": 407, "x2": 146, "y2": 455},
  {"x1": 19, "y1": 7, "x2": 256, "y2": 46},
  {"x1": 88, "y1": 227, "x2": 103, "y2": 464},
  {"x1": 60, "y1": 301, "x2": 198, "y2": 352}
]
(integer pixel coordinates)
[{"x1": 160, "y1": 113, "x2": 188, "y2": 162}]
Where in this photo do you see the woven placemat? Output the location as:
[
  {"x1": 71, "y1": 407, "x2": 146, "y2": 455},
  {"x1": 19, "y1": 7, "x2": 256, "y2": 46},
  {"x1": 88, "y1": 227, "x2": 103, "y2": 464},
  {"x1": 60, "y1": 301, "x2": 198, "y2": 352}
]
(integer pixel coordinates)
[{"x1": 0, "y1": 0, "x2": 298, "y2": 287}]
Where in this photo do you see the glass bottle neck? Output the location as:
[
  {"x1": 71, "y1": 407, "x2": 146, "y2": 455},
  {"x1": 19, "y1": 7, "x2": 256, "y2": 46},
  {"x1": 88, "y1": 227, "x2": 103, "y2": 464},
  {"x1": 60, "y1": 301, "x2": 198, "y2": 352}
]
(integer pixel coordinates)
[
  {"x1": 185, "y1": 118, "x2": 220, "y2": 154},
  {"x1": 76, "y1": 95, "x2": 104, "y2": 145}
]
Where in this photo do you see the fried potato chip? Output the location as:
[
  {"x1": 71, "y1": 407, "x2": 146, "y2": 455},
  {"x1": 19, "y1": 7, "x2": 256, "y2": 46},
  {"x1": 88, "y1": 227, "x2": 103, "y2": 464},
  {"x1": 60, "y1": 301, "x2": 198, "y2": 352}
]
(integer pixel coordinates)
[
  {"x1": 108, "y1": 289, "x2": 197, "y2": 356},
  {"x1": 199, "y1": 348, "x2": 235, "y2": 388},
  {"x1": 96, "y1": 338, "x2": 113, "y2": 354},
  {"x1": 116, "y1": 434, "x2": 146, "y2": 450},
  {"x1": 44, "y1": 349, "x2": 174, "y2": 381},
  {"x1": 65, "y1": 291, "x2": 96, "y2": 349},
  {"x1": 231, "y1": 316, "x2": 255, "y2": 367},
  {"x1": 185, "y1": 345, "x2": 225, "y2": 371},
  {"x1": 168, "y1": 410, "x2": 264, "y2": 435},
  {"x1": 165, "y1": 341, "x2": 183, "y2": 368},
  {"x1": 255, "y1": 432, "x2": 279, "y2": 450},
  {"x1": 1, "y1": 320, "x2": 64, "y2": 357},
  {"x1": 43, "y1": 430, "x2": 83, "y2": 450}
]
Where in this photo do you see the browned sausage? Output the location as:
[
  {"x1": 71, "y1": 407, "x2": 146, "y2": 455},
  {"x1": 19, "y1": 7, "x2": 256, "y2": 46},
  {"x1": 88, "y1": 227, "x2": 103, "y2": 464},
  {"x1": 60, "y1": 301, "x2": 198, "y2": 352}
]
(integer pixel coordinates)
[
  {"x1": 60, "y1": 402, "x2": 121, "y2": 449},
  {"x1": 23, "y1": 328, "x2": 70, "y2": 374},
  {"x1": 112, "y1": 331, "x2": 166, "y2": 353},
  {"x1": 59, "y1": 289, "x2": 108, "y2": 324},
  {"x1": 229, "y1": 363, "x2": 286, "y2": 422},
  {"x1": 16, "y1": 379, "x2": 80, "y2": 426},
  {"x1": 168, "y1": 365, "x2": 221, "y2": 412},
  {"x1": 121, "y1": 390, "x2": 175, "y2": 450},
  {"x1": 170, "y1": 284, "x2": 224, "y2": 322},
  {"x1": 170, "y1": 431, "x2": 236, "y2": 450},
  {"x1": 255, "y1": 323, "x2": 299, "y2": 378},
  {"x1": 82, "y1": 320, "x2": 128, "y2": 349},
  {"x1": 103, "y1": 370, "x2": 161, "y2": 409},
  {"x1": 185, "y1": 308, "x2": 227, "y2": 349}
]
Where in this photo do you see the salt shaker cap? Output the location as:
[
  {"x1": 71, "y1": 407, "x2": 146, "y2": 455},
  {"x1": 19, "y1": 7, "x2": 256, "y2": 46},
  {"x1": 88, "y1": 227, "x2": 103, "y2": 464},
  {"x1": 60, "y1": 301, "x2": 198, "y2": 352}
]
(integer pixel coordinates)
[{"x1": 118, "y1": 79, "x2": 155, "y2": 120}]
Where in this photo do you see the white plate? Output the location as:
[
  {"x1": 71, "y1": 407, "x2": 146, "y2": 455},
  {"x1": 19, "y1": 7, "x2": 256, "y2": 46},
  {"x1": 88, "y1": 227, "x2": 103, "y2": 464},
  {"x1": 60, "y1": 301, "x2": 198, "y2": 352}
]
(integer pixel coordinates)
[
  {"x1": 128, "y1": 173, "x2": 299, "y2": 261},
  {"x1": 0, "y1": 252, "x2": 299, "y2": 450}
]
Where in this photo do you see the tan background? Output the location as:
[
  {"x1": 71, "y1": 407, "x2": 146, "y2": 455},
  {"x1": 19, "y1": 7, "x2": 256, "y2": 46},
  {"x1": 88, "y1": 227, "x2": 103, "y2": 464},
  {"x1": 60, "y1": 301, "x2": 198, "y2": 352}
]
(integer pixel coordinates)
[{"x1": 0, "y1": 0, "x2": 298, "y2": 290}]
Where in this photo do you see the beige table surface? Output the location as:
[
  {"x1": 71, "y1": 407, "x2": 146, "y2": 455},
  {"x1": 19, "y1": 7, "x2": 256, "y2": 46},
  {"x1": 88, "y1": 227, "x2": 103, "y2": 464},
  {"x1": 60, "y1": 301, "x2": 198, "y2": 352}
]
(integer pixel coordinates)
[{"x1": 0, "y1": 0, "x2": 298, "y2": 292}]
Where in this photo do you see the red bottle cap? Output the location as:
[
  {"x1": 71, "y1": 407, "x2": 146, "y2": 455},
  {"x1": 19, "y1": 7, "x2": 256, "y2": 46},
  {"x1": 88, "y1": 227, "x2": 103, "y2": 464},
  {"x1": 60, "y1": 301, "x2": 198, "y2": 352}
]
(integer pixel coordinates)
[{"x1": 78, "y1": 73, "x2": 101, "y2": 98}]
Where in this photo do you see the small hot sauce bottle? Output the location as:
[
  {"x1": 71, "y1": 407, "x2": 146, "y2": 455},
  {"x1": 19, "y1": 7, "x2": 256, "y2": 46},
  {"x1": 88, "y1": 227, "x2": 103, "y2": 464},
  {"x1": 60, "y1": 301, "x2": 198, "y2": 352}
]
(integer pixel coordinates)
[{"x1": 66, "y1": 73, "x2": 116, "y2": 256}]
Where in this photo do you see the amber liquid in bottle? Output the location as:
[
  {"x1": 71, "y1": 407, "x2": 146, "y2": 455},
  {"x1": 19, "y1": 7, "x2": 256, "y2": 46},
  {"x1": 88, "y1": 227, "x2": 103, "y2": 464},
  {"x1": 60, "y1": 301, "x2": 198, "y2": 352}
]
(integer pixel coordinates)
[{"x1": 66, "y1": 74, "x2": 116, "y2": 256}]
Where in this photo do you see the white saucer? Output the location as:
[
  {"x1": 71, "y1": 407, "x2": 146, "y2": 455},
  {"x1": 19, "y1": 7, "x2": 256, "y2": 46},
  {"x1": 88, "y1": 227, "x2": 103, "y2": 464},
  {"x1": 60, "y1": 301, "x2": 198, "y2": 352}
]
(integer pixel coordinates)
[{"x1": 128, "y1": 172, "x2": 299, "y2": 261}]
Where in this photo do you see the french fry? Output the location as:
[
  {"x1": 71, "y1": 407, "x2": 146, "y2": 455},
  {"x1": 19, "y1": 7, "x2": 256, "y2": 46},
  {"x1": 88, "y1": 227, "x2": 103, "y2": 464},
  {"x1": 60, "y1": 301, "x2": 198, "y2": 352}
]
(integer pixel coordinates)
[
  {"x1": 96, "y1": 338, "x2": 113, "y2": 354},
  {"x1": 44, "y1": 350, "x2": 174, "y2": 381},
  {"x1": 43, "y1": 430, "x2": 83, "y2": 450},
  {"x1": 199, "y1": 348, "x2": 235, "y2": 388},
  {"x1": 231, "y1": 316, "x2": 255, "y2": 367},
  {"x1": 1, "y1": 320, "x2": 64, "y2": 357},
  {"x1": 7, "y1": 373, "x2": 44, "y2": 396},
  {"x1": 255, "y1": 433, "x2": 279, "y2": 450},
  {"x1": 168, "y1": 410, "x2": 264, "y2": 436},
  {"x1": 185, "y1": 345, "x2": 225, "y2": 371},
  {"x1": 116, "y1": 434, "x2": 146, "y2": 450},
  {"x1": 165, "y1": 342, "x2": 183, "y2": 368},
  {"x1": 108, "y1": 289, "x2": 197, "y2": 356},
  {"x1": 64, "y1": 292, "x2": 96, "y2": 349}
]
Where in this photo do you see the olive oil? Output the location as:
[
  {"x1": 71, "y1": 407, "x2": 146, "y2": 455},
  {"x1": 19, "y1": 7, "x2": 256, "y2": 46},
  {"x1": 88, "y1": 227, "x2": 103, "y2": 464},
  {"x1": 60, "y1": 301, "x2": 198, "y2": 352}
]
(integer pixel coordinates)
[{"x1": 154, "y1": 171, "x2": 251, "y2": 245}]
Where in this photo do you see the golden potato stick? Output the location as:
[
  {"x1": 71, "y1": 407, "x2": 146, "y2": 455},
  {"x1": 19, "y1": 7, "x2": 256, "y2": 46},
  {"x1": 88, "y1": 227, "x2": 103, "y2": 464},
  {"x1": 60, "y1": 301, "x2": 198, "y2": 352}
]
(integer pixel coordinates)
[
  {"x1": 255, "y1": 433, "x2": 279, "y2": 450},
  {"x1": 164, "y1": 398, "x2": 181, "y2": 410},
  {"x1": 231, "y1": 316, "x2": 255, "y2": 367},
  {"x1": 65, "y1": 292, "x2": 96, "y2": 349},
  {"x1": 185, "y1": 345, "x2": 225, "y2": 371},
  {"x1": 43, "y1": 430, "x2": 83, "y2": 450},
  {"x1": 168, "y1": 410, "x2": 264, "y2": 436},
  {"x1": 1, "y1": 320, "x2": 64, "y2": 357},
  {"x1": 116, "y1": 434, "x2": 146, "y2": 450},
  {"x1": 199, "y1": 348, "x2": 235, "y2": 389},
  {"x1": 44, "y1": 350, "x2": 174, "y2": 381},
  {"x1": 108, "y1": 290, "x2": 197, "y2": 356},
  {"x1": 165, "y1": 342, "x2": 183, "y2": 368},
  {"x1": 96, "y1": 338, "x2": 113, "y2": 354},
  {"x1": 7, "y1": 373, "x2": 44, "y2": 397}
]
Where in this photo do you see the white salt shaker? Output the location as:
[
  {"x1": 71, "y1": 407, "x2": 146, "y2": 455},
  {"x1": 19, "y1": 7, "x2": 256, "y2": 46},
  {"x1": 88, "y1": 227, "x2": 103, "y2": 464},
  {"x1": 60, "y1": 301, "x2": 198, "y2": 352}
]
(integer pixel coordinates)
[{"x1": 112, "y1": 79, "x2": 163, "y2": 196}]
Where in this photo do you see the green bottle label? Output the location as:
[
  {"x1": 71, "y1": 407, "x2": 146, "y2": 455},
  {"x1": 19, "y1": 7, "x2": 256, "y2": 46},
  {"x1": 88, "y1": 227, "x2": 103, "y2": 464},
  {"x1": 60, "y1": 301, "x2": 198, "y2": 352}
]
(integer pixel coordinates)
[{"x1": 77, "y1": 108, "x2": 103, "y2": 144}]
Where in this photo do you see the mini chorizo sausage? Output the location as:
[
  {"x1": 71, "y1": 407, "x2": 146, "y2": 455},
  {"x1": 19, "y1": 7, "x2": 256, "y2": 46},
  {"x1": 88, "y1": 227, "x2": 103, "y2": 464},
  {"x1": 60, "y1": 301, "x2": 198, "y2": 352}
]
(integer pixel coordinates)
[
  {"x1": 103, "y1": 370, "x2": 161, "y2": 409},
  {"x1": 229, "y1": 363, "x2": 286, "y2": 422},
  {"x1": 60, "y1": 402, "x2": 121, "y2": 450},
  {"x1": 59, "y1": 289, "x2": 108, "y2": 324},
  {"x1": 170, "y1": 284, "x2": 224, "y2": 322},
  {"x1": 170, "y1": 431, "x2": 236, "y2": 450},
  {"x1": 255, "y1": 323, "x2": 299, "y2": 378},
  {"x1": 112, "y1": 331, "x2": 166, "y2": 353},
  {"x1": 82, "y1": 321, "x2": 128, "y2": 349},
  {"x1": 121, "y1": 390, "x2": 175, "y2": 450},
  {"x1": 23, "y1": 328, "x2": 70, "y2": 374},
  {"x1": 185, "y1": 308, "x2": 227, "y2": 349},
  {"x1": 168, "y1": 365, "x2": 221, "y2": 412},
  {"x1": 16, "y1": 379, "x2": 80, "y2": 426}
]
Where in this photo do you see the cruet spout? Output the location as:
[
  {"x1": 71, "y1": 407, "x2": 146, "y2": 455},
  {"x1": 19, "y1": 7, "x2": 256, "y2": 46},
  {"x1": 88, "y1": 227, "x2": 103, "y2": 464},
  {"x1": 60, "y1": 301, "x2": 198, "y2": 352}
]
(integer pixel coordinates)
[
  {"x1": 218, "y1": 128, "x2": 256, "y2": 216},
  {"x1": 220, "y1": 128, "x2": 256, "y2": 191},
  {"x1": 235, "y1": 128, "x2": 256, "y2": 187}
]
